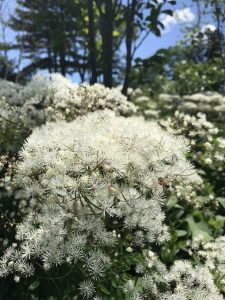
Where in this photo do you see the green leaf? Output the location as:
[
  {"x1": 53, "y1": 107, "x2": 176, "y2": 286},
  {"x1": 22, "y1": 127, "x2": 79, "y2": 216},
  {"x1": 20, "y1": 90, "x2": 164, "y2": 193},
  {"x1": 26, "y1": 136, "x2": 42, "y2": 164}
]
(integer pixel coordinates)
[
  {"x1": 149, "y1": 25, "x2": 161, "y2": 36},
  {"x1": 217, "y1": 197, "x2": 225, "y2": 209},
  {"x1": 100, "y1": 286, "x2": 111, "y2": 295},
  {"x1": 157, "y1": 21, "x2": 164, "y2": 30},
  {"x1": 113, "y1": 30, "x2": 120, "y2": 37},
  {"x1": 111, "y1": 280, "x2": 119, "y2": 288},
  {"x1": 175, "y1": 230, "x2": 187, "y2": 237},
  {"x1": 169, "y1": 0, "x2": 176, "y2": 5},
  {"x1": 216, "y1": 215, "x2": 225, "y2": 222},
  {"x1": 162, "y1": 9, "x2": 173, "y2": 16},
  {"x1": 166, "y1": 196, "x2": 178, "y2": 209},
  {"x1": 28, "y1": 280, "x2": 39, "y2": 291},
  {"x1": 186, "y1": 215, "x2": 213, "y2": 242}
]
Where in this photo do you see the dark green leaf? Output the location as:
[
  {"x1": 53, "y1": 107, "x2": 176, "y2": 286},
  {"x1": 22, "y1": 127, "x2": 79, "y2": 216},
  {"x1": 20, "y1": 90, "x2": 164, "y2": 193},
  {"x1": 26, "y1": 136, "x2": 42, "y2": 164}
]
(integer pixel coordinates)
[
  {"x1": 186, "y1": 215, "x2": 213, "y2": 242},
  {"x1": 162, "y1": 9, "x2": 173, "y2": 16}
]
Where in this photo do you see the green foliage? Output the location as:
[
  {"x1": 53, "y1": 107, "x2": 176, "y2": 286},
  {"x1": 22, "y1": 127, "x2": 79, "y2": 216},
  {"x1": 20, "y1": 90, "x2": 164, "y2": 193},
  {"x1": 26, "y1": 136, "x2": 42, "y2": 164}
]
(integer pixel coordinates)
[
  {"x1": 169, "y1": 58, "x2": 225, "y2": 95},
  {"x1": 131, "y1": 20, "x2": 225, "y2": 95},
  {"x1": 1, "y1": 0, "x2": 225, "y2": 298}
]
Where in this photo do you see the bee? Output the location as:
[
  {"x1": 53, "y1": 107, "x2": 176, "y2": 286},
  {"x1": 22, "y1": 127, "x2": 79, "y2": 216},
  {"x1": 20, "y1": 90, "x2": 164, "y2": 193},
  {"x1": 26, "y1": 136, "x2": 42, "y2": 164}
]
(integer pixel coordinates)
[{"x1": 158, "y1": 177, "x2": 171, "y2": 187}]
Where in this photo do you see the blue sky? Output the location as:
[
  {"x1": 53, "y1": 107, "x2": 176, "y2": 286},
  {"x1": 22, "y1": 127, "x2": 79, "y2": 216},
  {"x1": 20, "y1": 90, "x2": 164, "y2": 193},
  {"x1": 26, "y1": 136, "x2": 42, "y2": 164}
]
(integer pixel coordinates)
[
  {"x1": 135, "y1": 0, "x2": 197, "y2": 58},
  {"x1": 1, "y1": 0, "x2": 213, "y2": 82}
]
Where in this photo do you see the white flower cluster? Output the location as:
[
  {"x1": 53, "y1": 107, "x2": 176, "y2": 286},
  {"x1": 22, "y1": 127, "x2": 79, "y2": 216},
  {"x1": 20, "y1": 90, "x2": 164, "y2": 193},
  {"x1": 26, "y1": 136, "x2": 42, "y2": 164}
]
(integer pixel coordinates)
[
  {"x1": 161, "y1": 111, "x2": 224, "y2": 164},
  {"x1": 0, "y1": 94, "x2": 31, "y2": 154},
  {"x1": 0, "y1": 155, "x2": 16, "y2": 196},
  {"x1": 0, "y1": 80, "x2": 22, "y2": 104},
  {"x1": 0, "y1": 74, "x2": 136, "y2": 154},
  {"x1": 0, "y1": 110, "x2": 192, "y2": 296},
  {"x1": 158, "y1": 94, "x2": 180, "y2": 103},
  {"x1": 131, "y1": 92, "x2": 160, "y2": 119},
  {"x1": 161, "y1": 261, "x2": 223, "y2": 300},
  {"x1": 181, "y1": 92, "x2": 225, "y2": 116},
  {"x1": 124, "y1": 255, "x2": 222, "y2": 299},
  {"x1": 133, "y1": 95, "x2": 150, "y2": 105},
  {"x1": 196, "y1": 236, "x2": 225, "y2": 287},
  {"x1": 19, "y1": 73, "x2": 137, "y2": 122},
  {"x1": 130, "y1": 89, "x2": 225, "y2": 122},
  {"x1": 161, "y1": 111, "x2": 219, "y2": 137},
  {"x1": 159, "y1": 92, "x2": 225, "y2": 122},
  {"x1": 159, "y1": 111, "x2": 224, "y2": 206},
  {"x1": 167, "y1": 173, "x2": 206, "y2": 208}
]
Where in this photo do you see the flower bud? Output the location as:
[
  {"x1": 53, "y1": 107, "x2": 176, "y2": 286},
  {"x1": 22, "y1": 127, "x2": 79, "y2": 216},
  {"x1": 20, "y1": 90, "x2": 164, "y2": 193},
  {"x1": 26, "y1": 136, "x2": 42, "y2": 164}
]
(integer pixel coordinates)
[{"x1": 14, "y1": 276, "x2": 20, "y2": 283}]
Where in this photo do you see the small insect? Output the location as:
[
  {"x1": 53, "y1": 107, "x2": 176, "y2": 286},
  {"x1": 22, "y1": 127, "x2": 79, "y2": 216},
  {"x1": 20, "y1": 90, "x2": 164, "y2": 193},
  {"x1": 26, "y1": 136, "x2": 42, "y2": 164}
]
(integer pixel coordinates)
[{"x1": 158, "y1": 177, "x2": 171, "y2": 187}]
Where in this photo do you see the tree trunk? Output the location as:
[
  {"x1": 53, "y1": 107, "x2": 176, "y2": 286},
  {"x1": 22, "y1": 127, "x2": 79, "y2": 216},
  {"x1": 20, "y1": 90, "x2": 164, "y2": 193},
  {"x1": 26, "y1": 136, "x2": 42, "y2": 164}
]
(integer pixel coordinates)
[
  {"x1": 213, "y1": 0, "x2": 225, "y2": 65},
  {"x1": 98, "y1": 0, "x2": 113, "y2": 87},
  {"x1": 54, "y1": 52, "x2": 58, "y2": 72},
  {"x1": 88, "y1": 0, "x2": 97, "y2": 84},
  {"x1": 47, "y1": 46, "x2": 52, "y2": 73},
  {"x1": 60, "y1": 49, "x2": 66, "y2": 76},
  {"x1": 122, "y1": 0, "x2": 137, "y2": 95}
]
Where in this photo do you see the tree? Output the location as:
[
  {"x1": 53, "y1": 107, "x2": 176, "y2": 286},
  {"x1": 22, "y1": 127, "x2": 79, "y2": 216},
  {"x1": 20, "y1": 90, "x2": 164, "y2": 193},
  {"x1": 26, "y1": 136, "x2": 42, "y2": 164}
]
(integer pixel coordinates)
[
  {"x1": 130, "y1": 0, "x2": 225, "y2": 95},
  {"x1": 122, "y1": 0, "x2": 176, "y2": 94},
  {"x1": 0, "y1": 0, "x2": 17, "y2": 80},
  {"x1": 87, "y1": 0, "x2": 97, "y2": 84},
  {"x1": 193, "y1": 0, "x2": 225, "y2": 65},
  {"x1": 206, "y1": 0, "x2": 225, "y2": 63},
  {"x1": 10, "y1": 0, "x2": 88, "y2": 80},
  {"x1": 130, "y1": 24, "x2": 225, "y2": 95},
  {"x1": 0, "y1": 55, "x2": 16, "y2": 80},
  {"x1": 9, "y1": 0, "x2": 176, "y2": 88},
  {"x1": 94, "y1": 0, "x2": 124, "y2": 87}
]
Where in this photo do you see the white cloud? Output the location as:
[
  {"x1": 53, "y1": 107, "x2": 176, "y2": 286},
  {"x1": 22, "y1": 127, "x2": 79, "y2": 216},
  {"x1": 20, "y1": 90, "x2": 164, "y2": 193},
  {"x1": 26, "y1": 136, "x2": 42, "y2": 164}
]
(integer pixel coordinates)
[
  {"x1": 201, "y1": 24, "x2": 216, "y2": 33},
  {"x1": 199, "y1": 24, "x2": 217, "y2": 43},
  {"x1": 161, "y1": 8, "x2": 195, "y2": 33},
  {"x1": 174, "y1": 8, "x2": 195, "y2": 23}
]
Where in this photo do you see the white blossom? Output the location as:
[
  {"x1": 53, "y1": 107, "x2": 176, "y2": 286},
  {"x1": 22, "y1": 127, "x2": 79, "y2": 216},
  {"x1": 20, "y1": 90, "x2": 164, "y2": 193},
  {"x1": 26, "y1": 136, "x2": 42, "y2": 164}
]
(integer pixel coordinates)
[{"x1": 0, "y1": 110, "x2": 192, "y2": 288}]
